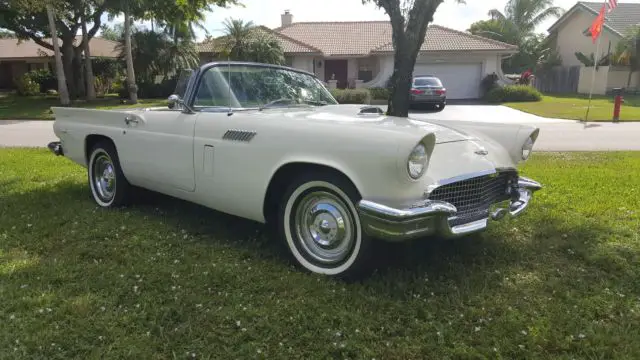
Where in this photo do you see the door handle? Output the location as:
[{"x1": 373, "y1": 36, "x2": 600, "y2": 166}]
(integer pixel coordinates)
[{"x1": 124, "y1": 115, "x2": 139, "y2": 125}]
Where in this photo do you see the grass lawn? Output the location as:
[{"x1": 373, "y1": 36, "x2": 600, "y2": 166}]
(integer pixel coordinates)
[
  {"x1": 505, "y1": 94, "x2": 640, "y2": 121},
  {"x1": 0, "y1": 94, "x2": 167, "y2": 120},
  {"x1": 2, "y1": 149, "x2": 639, "y2": 359}
]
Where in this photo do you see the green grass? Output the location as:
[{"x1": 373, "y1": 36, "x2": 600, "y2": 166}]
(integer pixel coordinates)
[
  {"x1": 0, "y1": 94, "x2": 167, "y2": 120},
  {"x1": 1, "y1": 149, "x2": 640, "y2": 359},
  {"x1": 505, "y1": 93, "x2": 640, "y2": 121}
]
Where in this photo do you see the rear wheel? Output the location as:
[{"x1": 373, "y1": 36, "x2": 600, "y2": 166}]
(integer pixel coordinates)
[
  {"x1": 278, "y1": 172, "x2": 372, "y2": 277},
  {"x1": 88, "y1": 141, "x2": 132, "y2": 207},
  {"x1": 435, "y1": 102, "x2": 446, "y2": 112}
]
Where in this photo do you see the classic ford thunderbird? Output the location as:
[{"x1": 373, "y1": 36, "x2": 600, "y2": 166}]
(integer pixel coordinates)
[{"x1": 48, "y1": 61, "x2": 542, "y2": 277}]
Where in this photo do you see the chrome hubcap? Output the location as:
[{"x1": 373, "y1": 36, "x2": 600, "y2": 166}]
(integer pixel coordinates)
[
  {"x1": 92, "y1": 154, "x2": 116, "y2": 202},
  {"x1": 294, "y1": 191, "x2": 354, "y2": 265}
]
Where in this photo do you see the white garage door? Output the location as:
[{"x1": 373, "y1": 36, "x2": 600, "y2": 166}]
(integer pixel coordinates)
[{"x1": 412, "y1": 63, "x2": 483, "y2": 100}]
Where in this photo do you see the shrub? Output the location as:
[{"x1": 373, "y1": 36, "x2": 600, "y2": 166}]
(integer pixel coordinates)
[
  {"x1": 485, "y1": 85, "x2": 542, "y2": 103},
  {"x1": 330, "y1": 89, "x2": 370, "y2": 104},
  {"x1": 368, "y1": 87, "x2": 389, "y2": 100},
  {"x1": 480, "y1": 73, "x2": 499, "y2": 96},
  {"x1": 14, "y1": 73, "x2": 40, "y2": 96},
  {"x1": 118, "y1": 78, "x2": 179, "y2": 99}
]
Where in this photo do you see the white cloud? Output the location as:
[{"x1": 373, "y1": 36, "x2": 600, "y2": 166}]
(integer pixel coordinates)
[{"x1": 197, "y1": 0, "x2": 596, "y2": 40}]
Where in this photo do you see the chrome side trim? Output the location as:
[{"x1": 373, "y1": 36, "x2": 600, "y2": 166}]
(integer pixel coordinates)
[{"x1": 222, "y1": 129, "x2": 257, "y2": 142}]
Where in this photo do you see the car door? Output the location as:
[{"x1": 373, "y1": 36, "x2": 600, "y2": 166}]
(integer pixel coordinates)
[{"x1": 117, "y1": 109, "x2": 196, "y2": 192}]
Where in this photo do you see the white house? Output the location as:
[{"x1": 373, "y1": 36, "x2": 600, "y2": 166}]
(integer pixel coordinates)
[{"x1": 198, "y1": 11, "x2": 518, "y2": 100}]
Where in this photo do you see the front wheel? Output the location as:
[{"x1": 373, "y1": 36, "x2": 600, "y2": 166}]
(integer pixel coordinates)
[{"x1": 278, "y1": 172, "x2": 372, "y2": 277}]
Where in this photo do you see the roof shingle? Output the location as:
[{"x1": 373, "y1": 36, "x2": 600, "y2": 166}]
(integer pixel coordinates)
[
  {"x1": 0, "y1": 36, "x2": 119, "y2": 59},
  {"x1": 276, "y1": 21, "x2": 516, "y2": 56},
  {"x1": 197, "y1": 26, "x2": 320, "y2": 54},
  {"x1": 580, "y1": 1, "x2": 640, "y2": 36}
]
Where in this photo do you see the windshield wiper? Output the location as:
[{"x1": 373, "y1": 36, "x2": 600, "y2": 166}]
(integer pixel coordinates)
[{"x1": 259, "y1": 98, "x2": 328, "y2": 111}]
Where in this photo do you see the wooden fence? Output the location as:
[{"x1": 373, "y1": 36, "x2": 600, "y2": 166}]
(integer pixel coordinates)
[{"x1": 533, "y1": 66, "x2": 581, "y2": 93}]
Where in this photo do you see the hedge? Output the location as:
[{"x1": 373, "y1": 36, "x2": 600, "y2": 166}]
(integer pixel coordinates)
[
  {"x1": 330, "y1": 89, "x2": 371, "y2": 104},
  {"x1": 485, "y1": 85, "x2": 542, "y2": 103}
]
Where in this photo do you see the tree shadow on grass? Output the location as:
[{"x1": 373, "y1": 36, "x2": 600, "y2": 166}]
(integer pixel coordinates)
[
  {"x1": 3, "y1": 181, "x2": 631, "y2": 291},
  {"x1": 3, "y1": 180, "x2": 638, "y2": 359}
]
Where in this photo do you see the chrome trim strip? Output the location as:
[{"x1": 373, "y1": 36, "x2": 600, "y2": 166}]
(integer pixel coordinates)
[
  {"x1": 436, "y1": 168, "x2": 497, "y2": 187},
  {"x1": 358, "y1": 200, "x2": 457, "y2": 221}
]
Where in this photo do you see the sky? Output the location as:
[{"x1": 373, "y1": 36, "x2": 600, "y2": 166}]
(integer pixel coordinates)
[{"x1": 106, "y1": 0, "x2": 640, "y2": 42}]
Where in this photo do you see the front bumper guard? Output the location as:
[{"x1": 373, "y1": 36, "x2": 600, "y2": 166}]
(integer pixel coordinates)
[
  {"x1": 47, "y1": 141, "x2": 64, "y2": 156},
  {"x1": 357, "y1": 177, "x2": 542, "y2": 242}
]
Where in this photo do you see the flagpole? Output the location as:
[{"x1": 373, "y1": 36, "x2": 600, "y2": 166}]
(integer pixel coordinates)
[
  {"x1": 584, "y1": 32, "x2": 602, "y2": 125},
  {"x1": 585, "y1": 0, "x2": 608, "y2": 126}
]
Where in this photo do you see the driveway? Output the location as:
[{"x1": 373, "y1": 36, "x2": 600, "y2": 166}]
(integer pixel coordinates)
[{"x1": 1, "y1": 105, "x2": 639, "y2": 151}]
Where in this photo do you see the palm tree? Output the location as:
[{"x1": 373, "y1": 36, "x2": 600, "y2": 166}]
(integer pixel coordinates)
[
  {"x1": 470, "y1": 0, "x2": 563, "y2": 73},
  {"x1": 615, "y1": 26, "x2": 640, "y2": 87},
  {"x1": 46, "y1": 3, "x2": 70, "y2": 105},
  {"x1": 488, "y1": 0, "x2": 563, "y2": 40},
  {"x1": 123, "y1": 3, "x2": 138, "y2": 103},
  {"x1": 222, "y1": 18, "x2": 255, "y2": 60},
  {"x1": 246, "y1": 33, "x2": 285, "y2": 65},
  {"x1": 81, "y1": 0, "x2": 96, "y2": 101}
]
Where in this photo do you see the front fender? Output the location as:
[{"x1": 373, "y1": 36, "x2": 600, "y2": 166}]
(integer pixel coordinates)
[{"x1": 422, "y1": 119, "x2": 540, "y2": 164}]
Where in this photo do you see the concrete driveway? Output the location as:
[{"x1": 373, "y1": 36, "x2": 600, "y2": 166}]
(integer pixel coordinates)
[{"x1": 1, "y1": 104, "x2": 639, "y2": 151}]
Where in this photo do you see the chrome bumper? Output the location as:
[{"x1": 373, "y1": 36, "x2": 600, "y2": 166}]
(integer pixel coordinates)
[
  {"x1": 47, "y1": 141, "x2": 64, "y2": 156},
  {"x1": 357, "y1": 177, "x2": 542, "y2": 242}
]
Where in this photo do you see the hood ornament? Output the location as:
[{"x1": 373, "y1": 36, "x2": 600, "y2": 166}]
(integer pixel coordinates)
[{"x1": 475, "y1": 149, "x2": 489, "y2": 156}]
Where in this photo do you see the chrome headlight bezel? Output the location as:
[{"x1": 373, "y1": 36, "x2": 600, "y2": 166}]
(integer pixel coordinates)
[
  {"x1": 407, "y1": 143, "x2": 428, "y2": 179},
  {"x1": 522, "y1": 136, "x2": 535, "y2": 160}
]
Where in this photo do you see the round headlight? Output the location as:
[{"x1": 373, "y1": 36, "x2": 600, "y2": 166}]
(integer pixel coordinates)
[
  {"x1": 408, "y1": 143, "x2": 428, "y2": 179},
  {"x1": 522, "y1": 136, "x2": 534, "y2": 160}
]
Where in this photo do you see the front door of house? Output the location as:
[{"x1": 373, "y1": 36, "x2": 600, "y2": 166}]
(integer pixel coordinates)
[{"x1": 324, "y1": 60, "x2": 348, "y2": 89}]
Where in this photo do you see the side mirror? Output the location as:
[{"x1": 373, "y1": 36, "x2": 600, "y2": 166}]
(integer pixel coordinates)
[{"x1": 168, "y1": 94, "x2": 181, "y2": 109}]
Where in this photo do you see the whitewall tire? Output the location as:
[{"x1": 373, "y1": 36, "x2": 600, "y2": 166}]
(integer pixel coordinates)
[
  {"x1": 278, "y1": 172, "x2": 372, "y2": 277},
  {"x1": 88, "y1": 141, "x2": 132, "y2": 207}
]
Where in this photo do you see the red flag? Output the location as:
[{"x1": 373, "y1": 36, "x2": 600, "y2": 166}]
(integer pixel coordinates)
[
  {"x1": 608, "y1": 0, "x2": 618, "y2": 12},
  {"x1": 589, "y1": 5, "x2": 606, "y2": 44}
]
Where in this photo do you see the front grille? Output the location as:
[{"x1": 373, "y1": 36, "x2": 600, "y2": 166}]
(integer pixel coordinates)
[{"x1": 428, "y1": 171, "x2": 517, "y2": 226}]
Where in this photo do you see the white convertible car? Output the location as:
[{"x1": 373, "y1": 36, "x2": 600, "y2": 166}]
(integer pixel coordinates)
[{"x1": 49, "y1": 61, "x2": 542, "y2": 277}]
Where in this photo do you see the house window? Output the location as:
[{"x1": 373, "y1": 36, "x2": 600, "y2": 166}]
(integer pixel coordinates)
[
  {"x1": 358, "y1": 70, "x2": 373, "y2": 82},
  {"x1": 284, "y1": 56, "x2": 294, "y2": 67}
]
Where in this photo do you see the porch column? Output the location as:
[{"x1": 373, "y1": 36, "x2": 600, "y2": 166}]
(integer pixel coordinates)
[{"x1": 354, "y1": 80, "x2": 364, "y2": 89}]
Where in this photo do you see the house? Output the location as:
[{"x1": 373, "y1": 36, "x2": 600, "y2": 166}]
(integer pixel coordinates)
[
  {"x1": 198, "y1": 11, "x2": 518, "y2": 100},
  {"x1": 548, "y1": 1, "x2": 640, "y2": 67},
  {"x1": 0, "y1": 36, "x2": 119, "y2": 90}
]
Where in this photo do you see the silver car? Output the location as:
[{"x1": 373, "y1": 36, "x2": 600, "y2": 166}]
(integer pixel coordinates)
[{"x1": 410, "y1": 75, "x2": 447, "y2": 112}]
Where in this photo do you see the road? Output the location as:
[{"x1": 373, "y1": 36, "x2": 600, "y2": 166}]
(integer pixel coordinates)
[{"x1": 1, "y1": 105, "x2": 639, "y2": 151}]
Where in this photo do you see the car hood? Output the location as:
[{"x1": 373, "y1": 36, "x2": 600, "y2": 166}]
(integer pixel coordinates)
[{"x1": 252, "y1": 104, "x2": 476, "y2": 144}]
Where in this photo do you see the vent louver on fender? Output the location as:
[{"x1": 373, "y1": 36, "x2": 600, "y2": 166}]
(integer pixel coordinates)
[{"x1": 222, "y1": 130, "x2": 257, "y2": 142}]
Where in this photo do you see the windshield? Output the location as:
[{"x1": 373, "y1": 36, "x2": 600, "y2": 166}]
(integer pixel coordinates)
[
  {"x1": 193, "y1": 64, "x2": 338, "y2": 109},
  {"x1": 413, "y1": 77, "x2": 443, "y2": 87}
]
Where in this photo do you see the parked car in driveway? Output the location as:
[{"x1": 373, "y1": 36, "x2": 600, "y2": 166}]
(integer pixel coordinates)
[
  {"x1": 410, "y1": 75, "x2": 447, "y2": 111},
  {"x1": 48, "y1": 61, "x2": 542, "y2": 278}
]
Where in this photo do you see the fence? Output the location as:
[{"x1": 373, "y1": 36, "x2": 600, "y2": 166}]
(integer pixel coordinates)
[{"x1": 533, "y1": 66, "x2": 580, "y2": 93}]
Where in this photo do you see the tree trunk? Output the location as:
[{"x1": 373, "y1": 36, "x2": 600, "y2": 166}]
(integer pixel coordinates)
[
  {"x1": 627, "y1": 69, "x2": 634, "y2": 88},
  {"x1": 46, "y1": 4, "x2": 70, "y2": 106},
  {"x1": 82, "y1": 7, "x2": 96, "y2": 100},
  {"x1": 62, "y1": 42, "x2": 77, "y2": 99},
  {"x1": 386, "y1": 39, "x2": 419, "y2": 118},
  {"x1": 74, "y1": 48, "x2": 86, "y2": 99},
  {"x1": 124, "y1": 8, "x2": 138, "y2": 103}
]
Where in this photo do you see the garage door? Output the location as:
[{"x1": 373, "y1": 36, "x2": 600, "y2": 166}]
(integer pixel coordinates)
[{"x1": 412, "y1": 63, "x2": 483, "y2": 100}]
